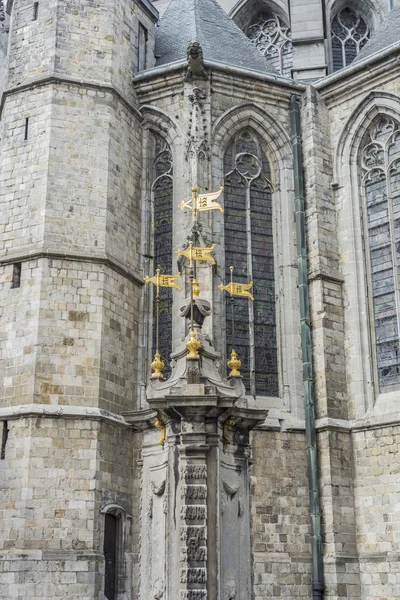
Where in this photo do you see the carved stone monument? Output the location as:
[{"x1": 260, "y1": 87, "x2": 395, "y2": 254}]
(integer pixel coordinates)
[{"x1": 126, "y1": 296, "x2": 267, "y2": 600}]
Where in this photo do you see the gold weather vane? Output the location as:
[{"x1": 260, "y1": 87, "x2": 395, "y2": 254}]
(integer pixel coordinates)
[
  {"x1": 219, "y1": 266, "x2": 254, "y2": 377},
  {"x1": 218, "y1": 280, "x2": 254, "y2": 300},
  {"x1": 145, "y1": 269, "x2": 181, "y2": 379},
  {"x1": 178, "y1": 186, "x2": 224, "y2": 215},
  {"x1": 176, "y1": 241, "x2": 216, "y2": 266},
  {"x1": 144, "y1": 269, "x2": 181, "y2": 291}
]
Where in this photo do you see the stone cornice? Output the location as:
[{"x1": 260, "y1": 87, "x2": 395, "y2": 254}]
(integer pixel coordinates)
[
  {"x1": 0, "y1": 75, "x2": 142, "y2": 120},
  {"x1": 0, "y1": 250, "x2": 145, "y2": 287},
  {"x1": 0, "y1": 404, "x2": 131, "y2": 427},
  {"x1": 134, "y1": 58, "x2": 306, "y2": 93},
  {"x1": 2, "y1": 404, "x2": 399, "y2": 433}
]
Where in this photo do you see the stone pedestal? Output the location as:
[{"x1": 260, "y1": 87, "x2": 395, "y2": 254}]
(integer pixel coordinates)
[{"x1": 127, "y1": 325, "x2": 267, "y2": 600}]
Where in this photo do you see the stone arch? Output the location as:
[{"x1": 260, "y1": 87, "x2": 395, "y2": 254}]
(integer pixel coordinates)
[
  {"x1": 212, "y1": 102, "x2": 292, "y2": 174},
  {"x1": 140, "y1": 104, "x2": 182, "y2": 149},
  {"x1": 211, "y1": 102, "x2": 302, "y2": 417},
  {"x1": 231, "y1": 1, "x2": 292, "y2": 76},
  {"x1": 231, "y1": 0, "x2": 290, "y2": 31},
  {"x1": 326, "y1": 0, "x2": 384, "y2": 72},
  {"x1": 326, "y1": 0, "x2": 384, "y2": 30},
  {"x1": 100, "y1": 503, "x2": 132, "y2": 600},
  {"x1": 334, "y1": 92, "x2": 400, "y2": 416},
  {"x1": 335, "y1": 92, "x2": 400, "y2": 182}
]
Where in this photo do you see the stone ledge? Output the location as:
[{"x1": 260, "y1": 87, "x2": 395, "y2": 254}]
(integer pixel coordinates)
[
  {"x1": 0, "y1": 404, "x2": 130, "y2": 427},
  {"x1": 0, "y1": 74, "x2": 142, "y2": 120},
  {"x1": 0, "y1": 250, "x2": 145, "y2": 287}
]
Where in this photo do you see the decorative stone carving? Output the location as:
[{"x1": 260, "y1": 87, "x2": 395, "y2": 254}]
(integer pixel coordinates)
[
  {"x1": 181, "y1": 465, "x2": 207, "y2": 480},
  {"x1": 222, "y1": 478, "x2": 240, "y2": 499},
  {"x1": 224, "y1": 577, "x2": 236, "y2": 600},
  {"x1": 180, "y1": 592, "x2": 207, "y2": 600},
  {"x1": 181, "y1": 505, "x2": 206, "y2": 521},
  {"x1": 180, "y1": 568, "x2": 207, "y2": 583},
  {"x1": 180, "y1": 297, "x2": 212, "y2": 328},
  {"x1": 153, "y1": 578, "x2": 165, "y2": 599},
  {"x1": 185, "y1": 42, "x2": 208, "y2": 81},
  {"x1": 186, "y1": 86, "x2": 209, "y2": 160},
  {"x1": 151, "y1": 479, "x2": 166, "y2": 496},
  {"x1": 181, "y1": 485, "x2": 207, "y2": 500},
  {"x1": 147, "y1": 494, "x2": 153, "y2": 519}
]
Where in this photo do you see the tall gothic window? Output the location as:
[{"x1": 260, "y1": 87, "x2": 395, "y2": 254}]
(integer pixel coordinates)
[
  {"x1": 361, "y1": 117, "x2": 400, "y2": 393},
  {"x1": 331, "y1": 7, "x2": 370, "y2": 71},
  {"x1": 152, "y1": 135, "x2": 173, "y2": 377},
  {"x1": 247, "y1": 12, "x2": 293, "y2": 77},
  {"x1": 224, "y1": 130, "x2": 278, "y2": 397}
]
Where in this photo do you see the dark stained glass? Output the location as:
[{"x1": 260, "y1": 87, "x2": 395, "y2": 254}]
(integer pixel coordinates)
[
  {"x1": 152, "y1": 136, "x2": 173, "y2": 377},
  {"x1": 363, "y1": 119, "x2": 400, "y2": 392},
  {"x1": 224, "y1": 130, "x2": 278, "y2": 396},
  {"x1": 331, "y1": 7, "x2": 370, "y2": 72}
]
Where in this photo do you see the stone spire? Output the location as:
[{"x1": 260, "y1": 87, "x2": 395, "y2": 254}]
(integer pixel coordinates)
[{"x1": 154, "y1": 0, "x2": 278, "y2": 74}]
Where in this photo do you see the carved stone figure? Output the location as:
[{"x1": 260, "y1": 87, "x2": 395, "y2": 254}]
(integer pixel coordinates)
[{"x1": 185, "y1": 41, "x2": 208, "y2": 80}]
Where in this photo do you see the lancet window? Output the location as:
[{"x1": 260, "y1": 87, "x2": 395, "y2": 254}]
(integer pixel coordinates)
[
  {"x1": 361, "y1": 117, "x2": 400, "y2": 393},
  {"x1": 224, "y1": 130, "x2": 278, "y2": 397},
  {"x1": 247, "y1": 12, "x2": 293, "y2": 77},
  {"x1": 152, "y1": 135, "x2": 173, "y2": 378},
  {"x1": 331, "y1": 7, "x2": 370, "y2": 71}
]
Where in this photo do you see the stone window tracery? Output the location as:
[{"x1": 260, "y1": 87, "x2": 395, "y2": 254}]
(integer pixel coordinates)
[
  {"x1": 361, "y1": 117, "x2": 400, "y2": 393},
  {"x1": 152, "y1": 135, "x2": 173, "y2": 378},
  {"x1": 224, "y1": 130, "x2": 278, "y2": 397},
  {"x1": 331, "y1": 6, "x2": 370, "y2": 71},
  {"x1": 246, "y1": 13, "x2": 293, "y2": 77}
]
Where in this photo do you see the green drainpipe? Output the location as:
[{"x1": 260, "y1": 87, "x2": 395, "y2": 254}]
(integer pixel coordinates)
[{"x1": 290, "y1": 94, "x2": 324, "y2": 600}]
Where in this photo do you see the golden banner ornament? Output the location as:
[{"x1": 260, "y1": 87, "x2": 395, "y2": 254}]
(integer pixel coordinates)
[
  {"x1": 179, "y1": 187, "x2": 224, "y2": 214},
  {"x1": 218, "y1": 280, "x2": 254, "y2": 300},
  {"x1": 176, "y1": 241, "x2": 216, "y2": 265},
  {"x1": 144, "y1": 269, "x2": 181, "y2": 290}
]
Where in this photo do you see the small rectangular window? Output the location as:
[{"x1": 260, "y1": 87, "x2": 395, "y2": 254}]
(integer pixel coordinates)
[
  {"x1": 11, "y1": 263, "x2": 22, "y2": 289},
  {"x1": 1, "y1": 422, "x2": 9, "y2": 460},
  {"x1": 24, "y1": 118, "x2": 29, "y2": 141},
  {"x1": 33, "y1": 2, "x2": 39, "y2": 20},
  {"x1": 138, "y1": 23, "x2": 148, "y2": 72}
]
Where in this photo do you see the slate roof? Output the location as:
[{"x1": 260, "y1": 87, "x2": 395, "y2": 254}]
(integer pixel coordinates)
[
  {"x1": 354, "y1": 5, "x2": 400, "y2": 64},
  {"x1": 154, "y1": 0, "x2": 277, "y2": 75}
]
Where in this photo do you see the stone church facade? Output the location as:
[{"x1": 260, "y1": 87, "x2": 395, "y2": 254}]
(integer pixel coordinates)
[{"x1": 1, "y1": 0, "x2": 400, "y2": 599}]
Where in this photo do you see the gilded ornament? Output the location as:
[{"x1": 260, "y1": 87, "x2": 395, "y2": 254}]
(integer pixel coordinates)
[
  {"x1": 186, "y1": 330, "x2": 201, "y2": 359},
  {"x1": 223, "y1": 417, "x2": 236, "y2": 445},
  {"x1": 151, "y1": 352, "x2": 165, "y2": 379},
  {"x1": 227, "y1": 349, "x2": 241, "y2": 377},
  {"x1": 192, "y1": 278, "x2": 200, "y2": 297},
  {"x1": 154, "y1": 417, "x2": 166, "y2": 447}
]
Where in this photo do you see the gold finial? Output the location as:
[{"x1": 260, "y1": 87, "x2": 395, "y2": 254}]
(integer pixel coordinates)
[
  {"x1": 192, "y1": 185, "x2": 199, "y2": 193},
  {"x1": 186, "y1": 330, "x2": 201, "y2": 359},
  {"x1": 154, "y1": 417, "x2": 166, "y2": 447},
  {"x1": 151, "y1": 352, "x2": 165, "y2": 379},
  {"x1": 192, "y1": 278, "x2": 200, "y2": 298},
  {"x1": 227, "y1": 349, "x2": 241, "y2": 377},
  {"x1": 223, "y1": 416, "x2": 236, "y2": 445}
]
